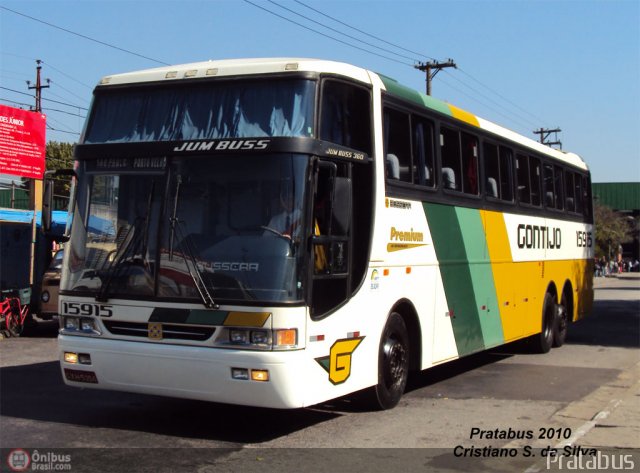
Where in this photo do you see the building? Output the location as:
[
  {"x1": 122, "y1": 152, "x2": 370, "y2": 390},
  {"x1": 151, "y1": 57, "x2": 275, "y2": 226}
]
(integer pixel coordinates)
[{"x1": 592, "y1": 182, "x2": 640, "y2": 261}]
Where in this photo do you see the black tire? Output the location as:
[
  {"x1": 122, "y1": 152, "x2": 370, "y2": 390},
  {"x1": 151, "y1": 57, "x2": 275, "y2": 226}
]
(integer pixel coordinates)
[
  {"x1": 371, "y1": 312, "x2": 410, "y2": 410},
  {"x1": 6, "y1": 304, "x2": 24, "y2": 337},
  {"x1": 532, "y1": 292, "x2": 556, "y2": 354},
  {"x1": 553, "y1": 292, "x2": 570, "y2": 347}
]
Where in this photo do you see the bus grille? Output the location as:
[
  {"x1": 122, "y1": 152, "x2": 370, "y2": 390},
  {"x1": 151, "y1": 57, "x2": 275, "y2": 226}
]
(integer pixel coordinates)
[{"x1": 103, "y1": 321, "x2": 215, "y2": 341}]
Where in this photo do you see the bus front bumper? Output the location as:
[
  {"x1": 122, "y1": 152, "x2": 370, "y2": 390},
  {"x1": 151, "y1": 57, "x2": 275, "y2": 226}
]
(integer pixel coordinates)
[{"x1": 58, "y1": 334, "x2": 309, "y2": 409}]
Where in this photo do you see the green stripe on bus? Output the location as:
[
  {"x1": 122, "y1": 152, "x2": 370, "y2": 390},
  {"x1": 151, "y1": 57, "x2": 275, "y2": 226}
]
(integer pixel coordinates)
[
  {"x1": 423, "y1": 203, "x2": 484, "y2": 355},
  {"x1": 379, "y1": 75, "x2": 452, "y2": 117},
  {"x1": 455, "y1": 207, "x2": 504, "y2": 348}
]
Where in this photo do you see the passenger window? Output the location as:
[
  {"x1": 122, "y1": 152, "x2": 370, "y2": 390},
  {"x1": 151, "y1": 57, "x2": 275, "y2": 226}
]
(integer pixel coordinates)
[
  {"x1": 516, "y1": 154, "x2": 530, "y2": 204},
  {"x1": 440, "y1": 126, "x2": 460, "y2": 191},
  {"x1": 461, "y1": 133, "x2": 479, "y2": 195},
  {"x1": 529, "y1": 156, "x2": 542, "y2": 207},
  {"x1": 544, "y1": 163, "x2": 556, "y2": 208},
  {"x1": 484, "y1": 143, "x2": 500, "y2": 199},
  {"x1": 574, "y1": 174, "x2": 584, "y2": 215},
  {"x1": 581, "y1": 175, "x2": 592, "y2": 218},
  {"x1": 564, "y1": 171, "x2": 576, "y2": 212},
  {"x1": 484, "y1": 143, "x2": 514, "y2": 201},
  {"x1": 383, "y1": 108, "x2": 411, "y2": 182},
  {"x1": 320, "y1": 80, "x2": 372, "y2": 155},
  {"x1": 499, "y1": 147, "x2": 514, "y2": 201},
  {"x1": 413, "y1": 117, "x2": 436, "y2": 187},
  {"x1": 554, "y1": 165, "x2": 564, "y2": 210}
]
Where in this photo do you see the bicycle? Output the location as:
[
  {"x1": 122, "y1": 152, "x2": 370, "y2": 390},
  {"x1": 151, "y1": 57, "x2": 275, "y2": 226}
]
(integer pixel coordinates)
[{"x1": 0, "y1": 291, "x2": 29, "y2": 337}]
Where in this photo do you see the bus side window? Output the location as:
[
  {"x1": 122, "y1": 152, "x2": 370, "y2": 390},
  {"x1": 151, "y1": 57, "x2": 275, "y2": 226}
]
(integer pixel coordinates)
[
  {"x1": 544, "y1": 163, "x2": 556, "y2": 208},
  {"x1": 499, "y1": 147, "x2": 514, "y2": 201},
  {"x1": 564, "y1": 170, "x2": 576, "y2": 212},
  {"x1": 383, "y1": 107, "x2": 411, "y2": 183},
  {"x1": 320, "y1": 80, "x2": 372, "y2": 155},
  {"x1": 529, "y1": 156, "x2": 542, "y2": 207},
  {"x1": 516, "y1": 154, "x2": 531, "y2": 204},
  {"x1": 413, "y1": 117, "x2": 436, "y2": 187},
  {"x1": 461, "y1": 132, "x2": 479, "y2": 195},
  {"x1": 581, "y1": 175, "x2": 592, "y2": 218},
  {"x1": 574, "y1": 173, "x2": 584, "y2": 215},
  {"x1": 440, "y1": 126, "x2": 460, "y2": 191},
  {"x1": 484, "y1": 142, "x2": 499, "y2": 198},
  {"x1": 554, "y1": 165, "x2": 564, "y2": 211}
]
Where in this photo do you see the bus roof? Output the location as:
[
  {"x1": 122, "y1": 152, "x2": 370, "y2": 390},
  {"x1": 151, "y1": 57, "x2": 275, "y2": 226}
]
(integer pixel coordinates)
[{"x1": 96, "y1": 57, "x2": 588, "y2": 171}]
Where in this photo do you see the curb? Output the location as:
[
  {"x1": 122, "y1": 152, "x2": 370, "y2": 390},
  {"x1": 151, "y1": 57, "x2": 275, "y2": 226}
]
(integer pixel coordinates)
[{"x1": 505, "y1": 361, "x2": 640, "y2": 450}]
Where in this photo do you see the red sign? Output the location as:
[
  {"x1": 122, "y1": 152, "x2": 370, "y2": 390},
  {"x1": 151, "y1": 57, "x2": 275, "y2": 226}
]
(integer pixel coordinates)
[{"x1": 0, "y1": 104, "x2": 46, "y2": 179}]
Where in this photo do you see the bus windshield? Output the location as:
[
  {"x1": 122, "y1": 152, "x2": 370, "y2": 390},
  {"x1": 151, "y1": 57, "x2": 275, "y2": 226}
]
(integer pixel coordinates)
[
  {"x1": 84, "y1": 79, "x2": 315, "y2": 143},
  {"x1": 62, "y1": 154, "x2": 309, "y2": 304}
]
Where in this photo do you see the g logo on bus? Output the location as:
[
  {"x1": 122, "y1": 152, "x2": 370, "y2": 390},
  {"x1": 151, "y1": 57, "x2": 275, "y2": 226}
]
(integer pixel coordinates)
[
  {"x1": 315, "y1": 337, "x2": 364, "y2": 385},
  {"x1": 148, "y1": 323, "x2": 163, "y2": 340}
]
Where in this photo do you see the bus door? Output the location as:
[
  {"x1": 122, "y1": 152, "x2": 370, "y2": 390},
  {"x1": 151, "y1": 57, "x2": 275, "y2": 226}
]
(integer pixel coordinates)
[{"x1": 309, "y1": 160, "x2": 352, "y2": 317}]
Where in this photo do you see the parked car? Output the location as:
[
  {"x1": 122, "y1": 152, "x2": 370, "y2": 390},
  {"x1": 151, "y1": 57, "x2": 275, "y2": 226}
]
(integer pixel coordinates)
[{"x1": 40, "y1": 249, "x2": 63, "y2": 320}]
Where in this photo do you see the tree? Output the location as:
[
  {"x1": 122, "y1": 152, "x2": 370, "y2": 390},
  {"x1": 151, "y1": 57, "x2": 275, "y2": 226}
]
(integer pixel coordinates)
[
  {"x1": 594, "y1": 203, "x2": 634, "y2": 259},
  {"x1": 45, "y1": 141, "x2": 75, "y2": 197}
]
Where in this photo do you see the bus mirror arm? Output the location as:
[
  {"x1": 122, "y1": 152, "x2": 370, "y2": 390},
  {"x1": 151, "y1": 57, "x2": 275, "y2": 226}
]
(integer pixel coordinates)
[{"x1": 42, "y1": 169, "x2": 78, "y2": 239}]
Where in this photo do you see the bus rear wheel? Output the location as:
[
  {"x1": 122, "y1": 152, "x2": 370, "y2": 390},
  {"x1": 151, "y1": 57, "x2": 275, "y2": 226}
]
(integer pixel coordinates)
[
  {"x1": 553, "y1": 292, "x2": 570, "y2": 347},
  {"x1": 532, "y1": 292, "x2": 556, "y2": 354},
  {"x1": 370, "y1": 312, "x2": 409, "y2": 410}
]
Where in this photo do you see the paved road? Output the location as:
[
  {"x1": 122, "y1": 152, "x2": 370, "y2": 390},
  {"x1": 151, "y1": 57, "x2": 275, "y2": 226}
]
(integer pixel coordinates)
[{"x1": 1, "y1": 274, "x2": 638, "y2": 472}]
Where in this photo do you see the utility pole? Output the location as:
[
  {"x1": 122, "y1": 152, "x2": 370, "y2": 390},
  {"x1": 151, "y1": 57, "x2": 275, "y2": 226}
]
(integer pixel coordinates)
[
  {"x1": 414, "y1": 59, "x2": 457, "y2": 96},
  {"x1": 26, "y1": 60, "x2": 51, "y2": 286},
  {"x1": 26, "y1": 59, "x2": 50, "y2": 113},
  {"x1": 533, "y1": 127, "x2": 562, "y2": 149}
]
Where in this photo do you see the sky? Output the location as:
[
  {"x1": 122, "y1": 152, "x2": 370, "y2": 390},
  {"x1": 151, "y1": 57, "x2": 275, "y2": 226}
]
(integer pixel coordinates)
[{"x1": 1, "y1": 0, "x2": 638, "y2": 184}]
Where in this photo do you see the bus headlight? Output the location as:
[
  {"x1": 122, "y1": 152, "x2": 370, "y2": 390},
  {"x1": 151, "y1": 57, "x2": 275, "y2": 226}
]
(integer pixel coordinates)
[
  {"x1": 61, "y1": 316, "x2": 101, "y2": 336},
  {"x1": 223, "y1": 328, "x2": 297, "y2": 350},
  {"x1": 65, "y1": 317, "x2": 80, "y2": 331},
  {"x1": 250, "y1": 330, "x2": 270, "y2": 345},
  {"x1": 229, "y1": 329, "x2": 249, "y2": 344}
]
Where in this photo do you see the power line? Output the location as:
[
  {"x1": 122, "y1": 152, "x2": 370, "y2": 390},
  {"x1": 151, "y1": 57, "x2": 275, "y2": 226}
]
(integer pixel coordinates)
[
  {"x1": 244, "y1": 0, "x2": 554, "y2": 136},
  {"x1": 42, "y1": 107, "x2": 86, "y2": 119},
  {"x1": 436, "y1": 74, "x2": 536, "y2": 133},
  {"x1": 441, "y1": 69, "x2": 540, "y2": 130},
  {"x1": 0, "y1": 98, "x2": 31, "y2": 109},
  {"x1": 0, "y1": 6, "x2": 170, "y2": 66},
  {"x1": 293, "y1": 0, "x2": 435, "y2": 62},
  {"x1": 40, "y1": 61, "x2": 94, "y2": 89},
  {"x1": 48, "y1": 79, "x2": 90, "y2": 104},
  {"x1": 46, "y1": 124, "x2": 80, "y2": 136},
  {"x1": 0, "y1": 86, "x2": 34, "y2": 99},
  {"x1": 0, "y1": 86, "x2": 88, "y2": 110},
  {"x1": 267, "y1": 0, "x2": 419, "y2": 63},
  {"x1": 242, "y1": 0, "x2": 412, "y2": 66},
  {"x1": 456, "y1": 67, "x2": 547, "y2": 125}
]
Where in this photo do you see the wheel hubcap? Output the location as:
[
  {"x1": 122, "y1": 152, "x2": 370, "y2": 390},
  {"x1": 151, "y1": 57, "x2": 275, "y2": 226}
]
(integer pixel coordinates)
[{"x1": 383, "y1": 337, "x2": 407, "y2": 388}]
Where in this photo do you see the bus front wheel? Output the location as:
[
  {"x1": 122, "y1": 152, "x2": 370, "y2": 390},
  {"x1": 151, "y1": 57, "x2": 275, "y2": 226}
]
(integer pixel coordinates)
[{"x1": 370, "y1": 312, "x2": 410, "y2": 410}]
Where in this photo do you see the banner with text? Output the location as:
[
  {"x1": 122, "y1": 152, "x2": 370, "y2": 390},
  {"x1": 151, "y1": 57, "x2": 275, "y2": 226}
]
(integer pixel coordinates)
[{"x1": 0, "y1": 104, "x2": 46, "y2": 179}]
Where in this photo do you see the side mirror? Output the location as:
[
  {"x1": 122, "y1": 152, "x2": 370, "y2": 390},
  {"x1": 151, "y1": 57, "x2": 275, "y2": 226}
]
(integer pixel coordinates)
[
  {"x1": 42, "y1": 169, "x2": 77, "y2": 238},
  {"x1": 42, "y1": 177, "x2": 54, "y2": 234}
]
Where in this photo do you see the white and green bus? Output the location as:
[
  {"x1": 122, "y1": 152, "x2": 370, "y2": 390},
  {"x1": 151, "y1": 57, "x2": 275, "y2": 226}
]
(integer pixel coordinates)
[{"x1": 50, "y1": 58, "x2": 594, "y2": 409}]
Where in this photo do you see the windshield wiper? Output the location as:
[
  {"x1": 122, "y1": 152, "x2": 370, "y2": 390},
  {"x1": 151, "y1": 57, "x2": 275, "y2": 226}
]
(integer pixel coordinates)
[
  {"x1": 169, "y1": 174, "x2": 219, "y2": 310},
  {"x1": 95, "y1": 181, "x2": 155, "y2": 303}
]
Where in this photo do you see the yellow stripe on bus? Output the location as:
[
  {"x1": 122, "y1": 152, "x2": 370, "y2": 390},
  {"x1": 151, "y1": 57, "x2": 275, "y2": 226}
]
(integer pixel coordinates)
[
  {"x1": 448, "y1": 104, "x2": 480, "y2": 127},
  {"x1": 481, "y1": 210, "x2": 528, "y2": 341},
  {"x1": 224, "y1": 311, "x2": 271, "y2": 327}
]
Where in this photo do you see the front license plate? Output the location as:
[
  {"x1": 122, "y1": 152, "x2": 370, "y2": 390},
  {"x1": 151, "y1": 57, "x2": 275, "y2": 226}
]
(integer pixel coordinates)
[{"x1": 64, "y1": 368, "x2": 99, "y2": 384}]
